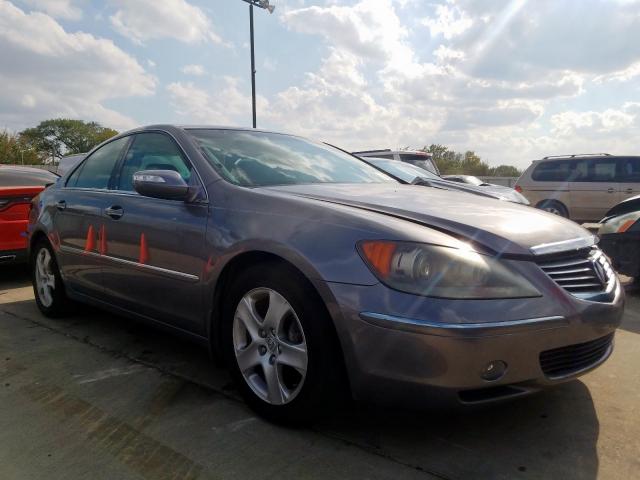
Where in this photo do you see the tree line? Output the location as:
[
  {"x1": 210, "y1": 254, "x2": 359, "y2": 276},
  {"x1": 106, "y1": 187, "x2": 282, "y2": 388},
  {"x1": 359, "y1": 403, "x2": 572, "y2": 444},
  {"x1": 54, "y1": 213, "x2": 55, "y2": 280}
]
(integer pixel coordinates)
[
  {"x1": 423, "y1": 144, "x2": 522, "y2": 177},
  {"x1": 0, "y1": 119, "x2": 118, "y2": 165}
]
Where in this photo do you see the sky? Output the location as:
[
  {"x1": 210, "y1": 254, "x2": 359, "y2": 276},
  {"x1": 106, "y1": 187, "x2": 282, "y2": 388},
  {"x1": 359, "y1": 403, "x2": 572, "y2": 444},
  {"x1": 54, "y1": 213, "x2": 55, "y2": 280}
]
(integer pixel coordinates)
[{"x1": 1, "y1": 0, "x2": 639, "y2": 168}]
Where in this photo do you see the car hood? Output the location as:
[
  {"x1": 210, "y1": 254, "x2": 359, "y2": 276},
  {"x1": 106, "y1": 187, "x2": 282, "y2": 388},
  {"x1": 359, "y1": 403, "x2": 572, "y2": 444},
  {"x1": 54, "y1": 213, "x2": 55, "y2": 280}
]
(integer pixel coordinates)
[
  {"x1": 263, "y1": 183, "x2": 591, "y2": 257},
  {"x1": 603, "y1": 194, "x2": 640, "y2": 219},
  {"x1": 479, "y1": 184, "x2": 530, "y2": 205}
]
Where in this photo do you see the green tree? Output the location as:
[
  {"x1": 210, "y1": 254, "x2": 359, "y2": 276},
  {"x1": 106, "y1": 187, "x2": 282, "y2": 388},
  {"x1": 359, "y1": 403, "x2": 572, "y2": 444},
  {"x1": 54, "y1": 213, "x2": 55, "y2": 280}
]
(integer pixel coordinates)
[
  {"x1": 489, "y1": 165, "x2": 522, "y2": 177},
  {"x1": 422, "y1": 144, "x2": 520, "y2": 177},
  {"x1": 0, "y1": 130, "x2": 42, "y2": 165},
  {"x1": 19, "y1": 119, "x2": 118, "y2": 163}
]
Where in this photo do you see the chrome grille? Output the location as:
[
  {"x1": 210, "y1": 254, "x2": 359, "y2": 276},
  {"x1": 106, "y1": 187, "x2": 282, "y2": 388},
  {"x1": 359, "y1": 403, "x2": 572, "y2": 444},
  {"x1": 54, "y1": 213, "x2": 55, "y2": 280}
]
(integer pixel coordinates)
[{"x1": 537, "y1": 248, "x2": 615, "y2": 298}]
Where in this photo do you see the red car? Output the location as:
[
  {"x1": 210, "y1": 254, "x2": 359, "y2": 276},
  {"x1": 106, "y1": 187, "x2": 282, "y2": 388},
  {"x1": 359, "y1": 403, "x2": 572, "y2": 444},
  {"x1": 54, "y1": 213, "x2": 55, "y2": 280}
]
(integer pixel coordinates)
[{"x1": 1, "y1": 166, "x2": 58, "y2": 264}]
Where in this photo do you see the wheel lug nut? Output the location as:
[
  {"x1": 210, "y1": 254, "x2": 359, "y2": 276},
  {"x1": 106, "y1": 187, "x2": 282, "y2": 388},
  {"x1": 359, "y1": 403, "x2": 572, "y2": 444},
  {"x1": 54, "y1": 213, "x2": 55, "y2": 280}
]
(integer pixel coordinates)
[
  {"x1": 259, "y1": 329, "x2": 266, "y2": 338},
  {"x1": 258, "y1": 345, "x2": 267, "y2": 356},
  {"x1": 269, "y1": 355, "x2": 276, "y2": 365}
]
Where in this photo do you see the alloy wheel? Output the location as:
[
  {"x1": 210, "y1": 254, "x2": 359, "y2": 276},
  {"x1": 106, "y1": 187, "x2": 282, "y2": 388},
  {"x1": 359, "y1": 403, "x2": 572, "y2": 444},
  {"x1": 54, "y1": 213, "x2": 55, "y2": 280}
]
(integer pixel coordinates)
[
  {"x1": 35, "y1": 247, "x2": 56, "y2": 308},
  {"x1": 232, "y1": 287, "x2": 308, "y2": 405}
]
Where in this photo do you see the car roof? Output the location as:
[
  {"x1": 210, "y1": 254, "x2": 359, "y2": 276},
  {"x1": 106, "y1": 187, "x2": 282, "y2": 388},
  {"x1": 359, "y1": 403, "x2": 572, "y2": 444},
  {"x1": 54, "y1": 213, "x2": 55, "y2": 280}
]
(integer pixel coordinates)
[{"x1": 0, "y1": 165, "x2": 57, "y2": 175}]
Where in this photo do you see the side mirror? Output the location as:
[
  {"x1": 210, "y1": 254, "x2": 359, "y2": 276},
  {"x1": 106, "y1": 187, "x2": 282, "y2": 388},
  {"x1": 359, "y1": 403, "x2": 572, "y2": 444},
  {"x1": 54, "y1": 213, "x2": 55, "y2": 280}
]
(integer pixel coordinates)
[{"x1": 133, "y1": 170, "x2": 192, "y2": 201}]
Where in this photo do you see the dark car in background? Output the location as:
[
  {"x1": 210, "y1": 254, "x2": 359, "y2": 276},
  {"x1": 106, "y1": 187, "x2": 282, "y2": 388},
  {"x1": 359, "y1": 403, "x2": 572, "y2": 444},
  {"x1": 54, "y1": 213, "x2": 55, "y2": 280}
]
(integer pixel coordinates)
[
  {"x1": 1, "y1": 166, "x2": 58, "y2": 264},
  {"x1": 28, "y1": 125, "x2": 623, "y2": 423},
  {"x1": 57, "y1": 153, "x2": 86, "y2": 176},
  {"x1": 443, "y1": 175, "x2": 528, "y2": 204},
  {"x1": 599, "y1": 195, "x2": 640, "y2": 278},
  {"x1": 366, "y1": 158, "x2": 528, "y2": 204}
]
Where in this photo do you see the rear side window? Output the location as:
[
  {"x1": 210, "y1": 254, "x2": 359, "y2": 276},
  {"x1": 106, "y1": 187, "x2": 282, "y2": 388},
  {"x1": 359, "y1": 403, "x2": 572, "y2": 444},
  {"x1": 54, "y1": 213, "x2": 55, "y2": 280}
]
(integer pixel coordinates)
[
  {"x1": 531, "y1": 160, "x2": 572, "y2": 181},
  {"x1": 590, "y1": 159, "x2": 617, "y2": 182},
  {"x1": 621, "y1": 157, "x2": 640, "y2": 182},
  {"x1": 572, "y1": 158, "x2": 617, "y2": 182},
  {"x1": 67, "y1": 137, "x2": 129, "y2": 189},
  {"x1": 116, "y1": 133, "x2": 192, "y2": 192}
]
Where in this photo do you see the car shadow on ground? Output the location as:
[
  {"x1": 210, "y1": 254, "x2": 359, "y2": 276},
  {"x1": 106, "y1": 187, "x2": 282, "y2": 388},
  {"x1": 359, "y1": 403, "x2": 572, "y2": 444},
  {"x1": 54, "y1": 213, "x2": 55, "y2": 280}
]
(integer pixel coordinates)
[{"x1": 1, "y1": 265, "x2": 601, "y2": 480}]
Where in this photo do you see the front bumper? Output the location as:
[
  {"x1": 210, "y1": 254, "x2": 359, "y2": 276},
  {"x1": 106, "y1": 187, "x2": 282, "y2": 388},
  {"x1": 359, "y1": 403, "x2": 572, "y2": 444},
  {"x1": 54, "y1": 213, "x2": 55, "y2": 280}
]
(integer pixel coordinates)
[{"x1": 327, "y1": 275, "x2": 624, "y2": 407}]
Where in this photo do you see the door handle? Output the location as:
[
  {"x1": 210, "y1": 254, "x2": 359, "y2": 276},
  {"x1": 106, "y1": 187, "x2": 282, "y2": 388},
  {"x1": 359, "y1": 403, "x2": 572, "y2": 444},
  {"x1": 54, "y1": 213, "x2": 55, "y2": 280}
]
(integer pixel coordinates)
[
  {"x1": 105, "y1": 206, "x2": 124, "y2": 219},
  {"x1": 607, "y1": 188, "x2": 615, "y2": 193},
  {"x1": 626, "y1": 188, "x2": 633, "y2": 194},
  {"x1": 56, "y1": 200, "x2": 66, "y2": 211}
]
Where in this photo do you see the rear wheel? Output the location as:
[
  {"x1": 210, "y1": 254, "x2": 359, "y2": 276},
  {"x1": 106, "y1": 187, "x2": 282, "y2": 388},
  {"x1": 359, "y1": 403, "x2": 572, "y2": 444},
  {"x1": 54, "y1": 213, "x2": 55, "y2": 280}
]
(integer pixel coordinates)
[
  {"x1": 31, "y1": 239, "x2": 73, "y2": 317},
  {"x1": 537, "y1": 200, "x2": 568, "y2": 218},
  {"x1": 222, "y1": 262, "x2": 345, "y2": 424}
]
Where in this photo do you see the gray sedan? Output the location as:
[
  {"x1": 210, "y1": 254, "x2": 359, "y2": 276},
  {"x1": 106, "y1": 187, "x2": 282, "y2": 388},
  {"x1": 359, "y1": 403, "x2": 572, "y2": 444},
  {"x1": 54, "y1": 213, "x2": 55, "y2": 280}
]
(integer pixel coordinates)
[{"x1": 28, "y1": 125, "x2": 623, "y2": 423}]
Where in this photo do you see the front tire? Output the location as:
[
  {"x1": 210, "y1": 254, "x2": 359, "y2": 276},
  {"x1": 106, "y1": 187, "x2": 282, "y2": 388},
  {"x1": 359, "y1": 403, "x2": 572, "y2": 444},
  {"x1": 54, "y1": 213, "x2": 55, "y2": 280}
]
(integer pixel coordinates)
[
  {"x1": 222, "y1": 262, "x2": 345, "y2": 424},
  {"x1": 537, "y1": 200, "x2": 568, "y2": 218},
  {"x1": 31, "y1": 239, "x2": 73, "y2": 317}
]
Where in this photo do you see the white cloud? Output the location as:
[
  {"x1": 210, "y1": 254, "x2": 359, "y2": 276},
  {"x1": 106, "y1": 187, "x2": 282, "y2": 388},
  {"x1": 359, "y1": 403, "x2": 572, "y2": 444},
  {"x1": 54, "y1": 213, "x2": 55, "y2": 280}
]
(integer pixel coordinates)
[
  {"x1": 282, "y1": 0, "x2": 418, "y2": 73},
  {"x1": 0, "y1": 0, "x2": 155, "y2": 130},
  {"x1": 167, "y1": 77, "x2": 265, "y2": 125},
  {"x1": 109, "y1": 0, "x2": 223, "y2": 45},
  {"x1": 181, "y1": 64, "x2": 206, "y2": 76},
  {"x1": 422, "y1": 4, "x2": 472, "y2": 39},
  {"x1": 24, "y1": 0, "x2": 82, "y2": 20}
]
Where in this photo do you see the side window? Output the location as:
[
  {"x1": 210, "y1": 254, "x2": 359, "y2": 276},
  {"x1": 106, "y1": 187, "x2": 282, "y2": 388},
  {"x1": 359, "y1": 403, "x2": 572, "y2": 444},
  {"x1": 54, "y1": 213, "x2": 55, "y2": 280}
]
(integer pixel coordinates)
[
  {"x1": 67, "y1": 137, "x2": 129, "y2": 189},
  {"x1": 116, "y1": 133, "x2": 192, "y2": 192},
  {"x1": 588, "y1": 159, "x2": 617, "y2": 182},
  {"x1": 532, "y1": 160, "x2": 572, "y2": 182},
  {"x1": 621, "y1": 158, "x2": 640, "y2": 182},
  {"x1": 572, "y1": 160, "x2": 589, "y2": 181}
]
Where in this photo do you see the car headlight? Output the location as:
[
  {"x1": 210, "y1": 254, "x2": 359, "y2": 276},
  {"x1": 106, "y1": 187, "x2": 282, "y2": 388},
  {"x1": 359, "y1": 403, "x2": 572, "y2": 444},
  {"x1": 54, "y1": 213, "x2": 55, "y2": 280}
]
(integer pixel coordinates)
[
  {"x1": 357, "y1": 241, "x2": 541, "y2": 299},
  {"x1": 598, "y1": 211, "x2": 640, "y2": 235}
]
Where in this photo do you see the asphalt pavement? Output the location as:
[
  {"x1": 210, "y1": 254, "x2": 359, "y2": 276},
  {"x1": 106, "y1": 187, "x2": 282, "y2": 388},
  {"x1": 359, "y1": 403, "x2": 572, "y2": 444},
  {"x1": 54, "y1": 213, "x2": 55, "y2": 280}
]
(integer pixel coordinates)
[{"x1": 1, "y1": 265, "x2": 638, "y2": 480}]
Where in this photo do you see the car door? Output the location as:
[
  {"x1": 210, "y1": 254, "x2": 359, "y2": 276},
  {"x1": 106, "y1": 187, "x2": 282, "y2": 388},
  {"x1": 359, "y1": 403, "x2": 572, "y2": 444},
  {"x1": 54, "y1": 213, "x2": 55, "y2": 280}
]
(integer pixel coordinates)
[
  {"x1": 617, "y1": 157, "x2": 640, "y2": 202},
  {"x1": 569, "y1": 157, "x2": 620, "y2": 222},
  {"x1": 54, "y1": 136, "x2": 130, "y2": 297},
  {"x1": 99, "y1": 132, "x2": 208, "y2": 334}
]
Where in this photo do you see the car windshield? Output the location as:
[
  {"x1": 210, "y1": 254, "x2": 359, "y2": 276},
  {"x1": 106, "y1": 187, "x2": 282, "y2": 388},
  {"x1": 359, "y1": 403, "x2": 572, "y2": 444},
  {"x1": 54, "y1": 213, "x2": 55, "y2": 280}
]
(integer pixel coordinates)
[
  {"x1": 367, "y1": 158, "x2": 439, "y2": 183},
  {"x1": 189, "y1": 129, "x2": 396, "y2": 187},
  {"x1": 463, "y1": 176, "x2": 484, "y2": 186},
  {"x1": 398, "y1": 155, "x2": 439, "y2": 175}
]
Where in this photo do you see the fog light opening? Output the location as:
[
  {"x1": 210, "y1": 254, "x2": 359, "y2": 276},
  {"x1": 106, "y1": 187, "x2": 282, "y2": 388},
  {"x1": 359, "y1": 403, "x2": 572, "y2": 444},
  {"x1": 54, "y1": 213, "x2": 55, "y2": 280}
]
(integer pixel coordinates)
[{"x1": 481, "y1": 360, "x2": 508, "y2": 381}]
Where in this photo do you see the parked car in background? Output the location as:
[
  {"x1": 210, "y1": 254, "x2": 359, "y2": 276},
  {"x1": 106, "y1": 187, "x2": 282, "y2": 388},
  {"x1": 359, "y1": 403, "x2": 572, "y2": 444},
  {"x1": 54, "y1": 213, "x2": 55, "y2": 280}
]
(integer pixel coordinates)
[
  {"x1": 1, "y1": 166, "x2": 58, "y2": 264},
  {"x1": 363, "y1": 157, "x2": 528, "y2": 204},
  {"x1": 353, "y1": 149, "x2": 440, "y2": 175},
  {"x1": 516, "y1": 153, "x2": 640, "y2": 222},
  {"x1": 443, "y1": 174, "x2": 529, "y2": 205},
  {"x1": 599, "y1": 195, "x2": 640, "y2": 278},
  {"x1": 29, "y1": 125, "x2": 622, "y2": 423},
  {"x1": 57, "y1": 153, "x2": 86, "y2": 176}
]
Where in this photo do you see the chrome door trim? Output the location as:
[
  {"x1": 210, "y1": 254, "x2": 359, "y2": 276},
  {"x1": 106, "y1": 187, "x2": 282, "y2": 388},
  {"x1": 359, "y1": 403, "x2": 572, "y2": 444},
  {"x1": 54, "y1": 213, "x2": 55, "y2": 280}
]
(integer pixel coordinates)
[{"x1": 59, "y1": 245, "x2": 199, "y2": 282}]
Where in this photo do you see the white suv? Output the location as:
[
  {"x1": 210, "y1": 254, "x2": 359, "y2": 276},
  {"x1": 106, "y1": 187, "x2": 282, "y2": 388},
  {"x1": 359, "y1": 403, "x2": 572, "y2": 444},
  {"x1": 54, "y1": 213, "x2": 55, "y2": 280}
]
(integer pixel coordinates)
[
  {"x1": 353, "y1": 149, "x2": 440, "y2": 176},
  {"x1": 516, "y1": 153, "x2": 640, "y2": 222}
]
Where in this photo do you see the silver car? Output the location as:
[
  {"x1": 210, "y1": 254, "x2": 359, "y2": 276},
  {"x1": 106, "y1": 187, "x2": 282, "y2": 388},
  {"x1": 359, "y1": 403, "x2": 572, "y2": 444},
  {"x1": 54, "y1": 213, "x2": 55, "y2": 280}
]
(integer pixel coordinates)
[{"x1": 28, "y1": 126, "x2": 623, "y2": 423}]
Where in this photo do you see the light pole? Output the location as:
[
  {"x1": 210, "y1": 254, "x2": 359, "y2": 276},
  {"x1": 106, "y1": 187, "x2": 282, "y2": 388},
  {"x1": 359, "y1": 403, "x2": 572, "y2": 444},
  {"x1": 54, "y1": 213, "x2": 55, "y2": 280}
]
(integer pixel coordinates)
[{"x1": 239, "y1": 0, "x2": 275, "y2": 128}]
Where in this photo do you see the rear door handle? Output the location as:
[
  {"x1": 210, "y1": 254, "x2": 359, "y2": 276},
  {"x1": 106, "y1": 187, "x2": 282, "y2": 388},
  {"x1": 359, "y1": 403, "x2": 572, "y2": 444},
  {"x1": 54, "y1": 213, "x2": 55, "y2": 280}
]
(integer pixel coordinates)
[
  {"x1": 607, "y1": 188, "x2": 615, "y2": 193},
  {"x1": 105, "y1": 206, "x2": 124, "y2": 219},
  {"x1": 56, "y1": 200, "x2": 66, "y2": 211}
]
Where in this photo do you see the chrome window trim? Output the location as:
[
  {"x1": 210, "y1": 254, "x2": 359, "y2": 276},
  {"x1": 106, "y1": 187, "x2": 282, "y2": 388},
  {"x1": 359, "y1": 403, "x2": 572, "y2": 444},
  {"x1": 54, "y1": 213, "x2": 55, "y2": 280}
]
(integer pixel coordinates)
[
  {"x1": 59, "y1": 245, "x2": 199, "y2": 282},
  {"x1": 359, "y1": 312, "x2": 567, "y2": 337},
  {"x1": 530, "y1": 236, "x2": 597, "y2": 256}
]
